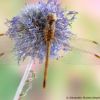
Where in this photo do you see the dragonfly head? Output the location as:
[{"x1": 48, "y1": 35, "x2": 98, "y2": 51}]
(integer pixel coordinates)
[{"x1": 47, "y1": 13, "x2": 57, "y2": 22}]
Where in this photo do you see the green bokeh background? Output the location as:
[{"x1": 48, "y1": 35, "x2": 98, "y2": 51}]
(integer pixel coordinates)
[{"x1": 0, "y1": 0, "x2": 100, "y2": 100}]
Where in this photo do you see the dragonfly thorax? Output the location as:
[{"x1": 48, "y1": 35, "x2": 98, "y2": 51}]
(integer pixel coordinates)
[{"x1": 44, "y1": 13, "x2": 57, "y2": 43}]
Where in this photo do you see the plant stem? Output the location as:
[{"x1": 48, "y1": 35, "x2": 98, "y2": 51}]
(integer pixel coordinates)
[{"x1": 13, "y1": 58, "x2": 33, "y2": 100}]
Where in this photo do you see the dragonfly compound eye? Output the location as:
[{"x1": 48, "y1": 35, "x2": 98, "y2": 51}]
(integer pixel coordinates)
[{"x1": 47, "y1": 13, "x2": 57, "y2": 22}]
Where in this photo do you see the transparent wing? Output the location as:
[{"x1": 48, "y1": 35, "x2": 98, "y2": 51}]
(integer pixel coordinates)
[
  {"x1": 0, "y1": 33, "x2": 13, "y2": 58},
  {"x1": 0, "y1": 33, "x2": 5, "y2": 57},
  {"x1": 69, "y1": 34, "x2": 100, "y2": 59},
  {"x1": 1, "y1": 33, "x2": 100, "y2": 60}
]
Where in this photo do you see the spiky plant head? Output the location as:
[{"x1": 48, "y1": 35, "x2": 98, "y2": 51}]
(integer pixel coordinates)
[{"x1": 7, "y1": 0, "x2": 77, "y2": 62}]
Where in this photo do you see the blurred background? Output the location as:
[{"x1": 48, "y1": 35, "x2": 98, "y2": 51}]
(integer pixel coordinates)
[{"x1": 0, "y1": 0, "x2": 100, "y2": 100}]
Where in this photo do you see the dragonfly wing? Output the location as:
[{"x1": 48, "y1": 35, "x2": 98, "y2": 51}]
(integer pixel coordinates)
[
  {"x1": 0, "y1": 35, "x2": 13, "y2": 59},
  {"x1": 69, "y1": 34, "x2": 100, "y2": 59}
]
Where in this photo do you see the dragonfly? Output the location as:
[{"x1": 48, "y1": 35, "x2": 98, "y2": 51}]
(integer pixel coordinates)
[
  {"x1": 0, "y1": 0, "x2": 100, "y2": 99},
  {"x1": 43, "y1": 13, "x2": 57, "y2": 88},
  {"x1": 0, "y1": 13, "x2": 100, "y2": 87}
]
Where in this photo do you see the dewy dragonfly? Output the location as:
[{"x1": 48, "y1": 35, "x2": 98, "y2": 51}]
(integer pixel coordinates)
[{"x1": 0, "y1": 0, "x2": 100, "y2": 99}]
